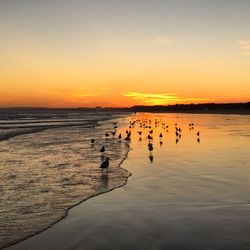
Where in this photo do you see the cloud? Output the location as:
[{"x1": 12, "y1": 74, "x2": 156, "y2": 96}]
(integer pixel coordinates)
[
  {"x1": 153, "y1": 36, "x2": 209, "y2": 45},
  {"x1": 124, "y1": 92, "x2": 177, "y2": 99},
  {"x1": 153, "y1": 37, "x2": 175, "y2": 45},
  {"x1": 123, "y1": 91, "x2": 208, "y2": 105},
  {"x1": 177, "y1": 36, "x2": 210, "y2": 41},
  {"x1": 239, "y1": 40, "x2": 250, "y2": 56}
]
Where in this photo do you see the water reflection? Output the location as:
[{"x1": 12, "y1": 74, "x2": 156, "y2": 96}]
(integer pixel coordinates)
[
  {"x1": 149, "y1": 154, "x2": 154, "y2": 163},
  {"x1": 101, "y1": 172, "x2": 109, "y2": 189},
  {"x1": 100, "y1": 154, "x2": 105, "y2": 162}
]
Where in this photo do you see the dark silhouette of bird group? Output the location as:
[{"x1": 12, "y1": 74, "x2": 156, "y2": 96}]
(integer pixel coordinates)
[{"x1": 92, "y1": 115, "x2": 202, "y2": 170}]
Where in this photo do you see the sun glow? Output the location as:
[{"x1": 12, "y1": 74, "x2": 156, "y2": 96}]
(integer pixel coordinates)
[
  {"x1": 0, "y1": 1, "x2": 250, "y2": 107},
  {"x1": 123, "y1": 92, "x2": 209, "y2": 106}
]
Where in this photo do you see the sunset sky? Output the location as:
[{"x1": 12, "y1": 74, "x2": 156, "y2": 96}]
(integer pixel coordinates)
[{"x1": 0, "y1": 0, "x2": 250, "y2": 107}]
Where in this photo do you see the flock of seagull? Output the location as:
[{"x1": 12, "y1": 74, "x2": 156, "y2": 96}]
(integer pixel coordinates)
[{"x1": 94, "y1": 117, "x2": 201, "y2": 171}]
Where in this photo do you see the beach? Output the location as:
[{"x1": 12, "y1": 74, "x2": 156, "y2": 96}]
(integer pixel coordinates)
[
  {"x1": 0, "y1": 110, "x2": 131, "y2": 249},
  {"x1": 4, "y1": 112, "x2": 250, "y2": 250}
]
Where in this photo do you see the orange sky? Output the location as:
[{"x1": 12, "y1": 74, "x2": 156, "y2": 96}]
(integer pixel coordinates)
[{"x1": 0, "y1": 0, "x2": 250, "y2": 107}]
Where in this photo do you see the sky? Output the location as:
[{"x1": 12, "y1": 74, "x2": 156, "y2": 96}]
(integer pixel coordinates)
[{"x1": 0, "y1": 0, "x2": 250, "y2": 107}]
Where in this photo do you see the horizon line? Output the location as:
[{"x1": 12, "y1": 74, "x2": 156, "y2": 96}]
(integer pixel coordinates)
[{"x1": 0, "y1": 101, "x2": 250, "y2": 110}]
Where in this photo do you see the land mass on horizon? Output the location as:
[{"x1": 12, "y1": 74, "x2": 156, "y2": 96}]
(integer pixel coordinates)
[{"x1": 0, "y1": 102, "x2": 249, "y2": 114}]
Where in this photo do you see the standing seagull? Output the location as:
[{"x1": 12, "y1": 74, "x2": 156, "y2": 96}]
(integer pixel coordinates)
[
  {"x1": 148, "y1": 143, "x2": 154, "y2": 152},
  {"x1": 100, "y1": 157, "x2": 110, "y2": 172},
  {"x1": 100, "y1": 146, "x2": 105, "y2": 153}
]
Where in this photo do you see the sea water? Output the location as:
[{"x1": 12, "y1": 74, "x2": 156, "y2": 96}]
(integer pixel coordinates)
[{"x1": 0, "y1": 110, "x2": 130, "y2": 248}]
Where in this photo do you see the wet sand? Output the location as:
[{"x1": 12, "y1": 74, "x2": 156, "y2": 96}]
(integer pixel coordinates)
[
  {"x1": 6, "y1": 113, "x2": 250, "y2": 250},
  {"x1": 0, "y1": 112, "x2": 131, "y2": 249}
]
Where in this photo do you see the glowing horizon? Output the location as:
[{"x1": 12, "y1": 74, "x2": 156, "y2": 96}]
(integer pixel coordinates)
[{"x1": 0, "y1": 0, "x2": 250, "y2": 108}]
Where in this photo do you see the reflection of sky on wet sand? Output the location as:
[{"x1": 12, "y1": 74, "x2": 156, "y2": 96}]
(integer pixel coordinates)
[
  {"x1": 118, "y1": 113, "x2": 250, "y2": 206},
  {"x1": 120, "y1": 113, "x2": 250, "y2": 166}
]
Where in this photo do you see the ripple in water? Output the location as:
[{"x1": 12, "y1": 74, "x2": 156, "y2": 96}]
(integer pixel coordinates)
[{"x1": 0, "y1": 117, "x2": 131, "y2": 249}]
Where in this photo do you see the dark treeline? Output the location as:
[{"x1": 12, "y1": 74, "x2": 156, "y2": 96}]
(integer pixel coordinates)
[
  {"x1": 130, "y1": 102, "x2": 250, "y2": 113},
  {"x1": 0, "y1": 102, "x2": 250, "y2": 114}
]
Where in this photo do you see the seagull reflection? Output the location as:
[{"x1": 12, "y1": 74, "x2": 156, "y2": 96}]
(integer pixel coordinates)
[
  {"x1": 101, "y1": 172, "x2": 109, "y2": 189},
  {"x1": 160, "y1": 141, "x2": 163, "y2": 147},
  {"x1": 149, "y1": 154, "x2": 154, "y2": 163},
  {"x1": 100, "y1": 154, "x2": 105, "y2": 162},
  {"x1": 176, "y1": 138, "x2": 179, "y2": 144},
  {"x1": 197, "y1": 138, "x2": 200, "y2": 143}
]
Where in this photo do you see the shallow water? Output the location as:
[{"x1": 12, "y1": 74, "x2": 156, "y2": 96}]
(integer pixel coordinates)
[
  {"x1": 6, "y1": 112, "x2": 250, "y2": 250},
  {"x1": 0, "y1": 111, "x2": 130, "y2": 249}
]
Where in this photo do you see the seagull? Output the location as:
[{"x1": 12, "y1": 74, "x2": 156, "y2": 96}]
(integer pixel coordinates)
[
  {"x1": 100, "y1": 157, "x2": 110, "y2": 171},
  {"x1": 91, "y1": 139, "x2": 95, "y2": 143},
  {"x1": 148, "y1": 143, "x2": 153, "y2": 152},
  {"x1": 125, "y1": 135, "x2": 131, "y2": 141},
  {"x1": 197, "y1": 131, "x2": 200, "y2": 136},
  {"x1": 105, "y1": 132, "x2": 109, "y2": 137},
  {"x1": 159, "y1": 133, "x2": 163, "y2": 138},
  {"x1": 118, "y1": 133, "x2": 122, "y2": 139},
  {"x1": 100, "y1": 146, "x2": 105, "y2": 153},
  {"x1": 148, "y1": 134, "x2": 153, "y2": 140}
]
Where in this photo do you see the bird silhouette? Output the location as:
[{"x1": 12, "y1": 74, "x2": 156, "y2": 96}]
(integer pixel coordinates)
[
  {"x1": 100, "y1": 146, "x2": 105, "y2": 153},
  {"x1": 149, "y1": 154, "x2": 154, "y2": 163},
  {"x1": 148, "y1": 134, "x2": 153, "y2": 140},
  {"x1": 100, "y1": 157, "x2": 110, "y2": 171},
  {"x1": 148, "y1": 143, "x2": 153, "y2": 151}
]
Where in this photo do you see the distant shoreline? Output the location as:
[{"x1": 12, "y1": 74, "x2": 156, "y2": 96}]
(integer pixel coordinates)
[{"x1": 0, "y1": 102, "x2": 250, "y2": 115}]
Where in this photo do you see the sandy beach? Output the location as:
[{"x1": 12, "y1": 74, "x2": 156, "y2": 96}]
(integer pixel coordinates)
[{"x1": 5, "y1": 113, "x2": 250, "y2": 250}]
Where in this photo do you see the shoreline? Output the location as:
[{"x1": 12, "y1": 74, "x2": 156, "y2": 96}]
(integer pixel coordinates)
[
  {"x1": 0, "y1": 114, "x2": 130, "y2": 142},
  {"x1": 0, "y1": 113, "x2": 132, "y2": 249},
  {"x1": 1, "y1": 106, "x2": 250, "y2": 116},
  {"x1": 3, "y1": 145, "x2": 132, "y2": 250}
]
